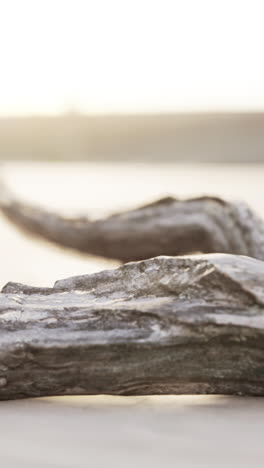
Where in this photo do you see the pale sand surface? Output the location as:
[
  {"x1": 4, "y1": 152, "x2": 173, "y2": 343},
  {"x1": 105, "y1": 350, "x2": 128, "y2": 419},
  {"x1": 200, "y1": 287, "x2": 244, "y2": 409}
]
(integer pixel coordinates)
[
  {"x1": 1, "y1": 395, "x2": 264, "y2": 468},
  {"x1": 0, "y1": 162, "x2": 264, "y2": 467}
]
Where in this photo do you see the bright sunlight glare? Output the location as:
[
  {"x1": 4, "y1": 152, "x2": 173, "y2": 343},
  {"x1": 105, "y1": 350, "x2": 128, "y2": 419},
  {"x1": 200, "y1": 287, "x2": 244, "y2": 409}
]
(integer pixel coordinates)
[{"x1": 0, "y1": 0, "x2": 264, "y2": 115}]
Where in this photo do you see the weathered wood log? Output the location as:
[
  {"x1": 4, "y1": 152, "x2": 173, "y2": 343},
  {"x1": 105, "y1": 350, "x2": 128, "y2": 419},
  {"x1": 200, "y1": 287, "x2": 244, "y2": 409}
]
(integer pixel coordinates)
[
  {"x1": 1, "y1": 253, "x2": 264, "y2": 400},
  {"x1": 1, "y1": 185, "x2": 264, "y2": 262}
]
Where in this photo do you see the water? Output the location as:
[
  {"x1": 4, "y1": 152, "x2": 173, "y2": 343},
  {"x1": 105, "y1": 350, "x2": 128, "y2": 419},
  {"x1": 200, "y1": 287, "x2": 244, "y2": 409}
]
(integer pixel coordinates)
[{"x1": 1, "y1": 161, "x2": 264, "y2": 288}]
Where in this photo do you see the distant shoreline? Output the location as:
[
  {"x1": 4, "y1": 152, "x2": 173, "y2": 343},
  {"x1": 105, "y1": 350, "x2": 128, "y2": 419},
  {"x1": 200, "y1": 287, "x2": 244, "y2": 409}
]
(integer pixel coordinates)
[{"x1": 0, "y1": 112, "x2": 263, "y2": 162}]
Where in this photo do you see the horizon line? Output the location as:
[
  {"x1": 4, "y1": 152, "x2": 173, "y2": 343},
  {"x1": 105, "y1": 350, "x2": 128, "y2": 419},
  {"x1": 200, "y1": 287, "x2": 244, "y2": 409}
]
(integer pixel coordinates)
[{"x1": 1, "y1": 109, "x2": 264, "y2": 119}]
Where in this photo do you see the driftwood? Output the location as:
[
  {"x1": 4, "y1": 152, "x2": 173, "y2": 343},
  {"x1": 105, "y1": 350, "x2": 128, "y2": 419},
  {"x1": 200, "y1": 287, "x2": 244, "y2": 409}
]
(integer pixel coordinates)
[
  {"x1": 1, "y1": 186, "x2": 264, "y2": 262},
  {"x1": 1, "y1": 253, "x2": 264, "y2": 400}
]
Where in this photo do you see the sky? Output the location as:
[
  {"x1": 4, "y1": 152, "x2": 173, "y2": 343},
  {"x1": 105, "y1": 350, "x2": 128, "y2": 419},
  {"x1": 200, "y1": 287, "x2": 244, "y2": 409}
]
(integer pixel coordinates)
[{"x1": 0, "y1": 0, "x2": 264, "y2": 115}]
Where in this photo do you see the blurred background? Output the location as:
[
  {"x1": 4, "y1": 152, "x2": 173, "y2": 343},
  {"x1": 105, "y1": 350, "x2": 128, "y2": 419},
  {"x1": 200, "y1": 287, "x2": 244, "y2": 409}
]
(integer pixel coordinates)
[
  {"x1": 1, "y1": 0, "x2": 264, "y2": 163},
  {"x1": 1, "y1": 0, "x2": 264, "y2": 286}
]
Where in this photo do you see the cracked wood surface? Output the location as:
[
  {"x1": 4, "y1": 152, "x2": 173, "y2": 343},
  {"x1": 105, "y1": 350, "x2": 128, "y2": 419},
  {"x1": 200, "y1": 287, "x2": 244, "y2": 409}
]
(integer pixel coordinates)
[
  {"x1": 1, "y1": 187, "x2": 264, "y2": 262},
  {"x1": 1, "y1": 254, "x2": 264, "y2": 400}
]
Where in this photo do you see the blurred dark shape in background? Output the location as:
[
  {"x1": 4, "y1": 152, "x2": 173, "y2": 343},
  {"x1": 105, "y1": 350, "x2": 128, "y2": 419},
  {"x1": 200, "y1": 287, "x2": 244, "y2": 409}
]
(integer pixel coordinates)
[{"x1": 0, "y1": 112, "x2": 263, "y2": 163}]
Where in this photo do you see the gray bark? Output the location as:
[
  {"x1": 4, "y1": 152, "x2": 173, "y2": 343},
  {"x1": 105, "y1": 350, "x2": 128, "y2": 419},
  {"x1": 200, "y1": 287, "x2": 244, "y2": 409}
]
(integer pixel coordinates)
[
  {"x1": 1, "y1": 253, "x2": 264, "y2": 400},
  {"x1": 1, "y1": 186, "x2": 264, "y2": 262}
]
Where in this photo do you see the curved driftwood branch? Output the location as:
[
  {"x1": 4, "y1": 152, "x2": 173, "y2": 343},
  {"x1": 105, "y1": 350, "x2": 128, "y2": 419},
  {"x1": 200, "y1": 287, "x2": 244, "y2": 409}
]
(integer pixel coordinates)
[
  {"x1": 1, "y1": 184, "x2": 264, "y2": 262},
  {"x1": 1, "y1": 253, "x2": 264, "y2": 399}
]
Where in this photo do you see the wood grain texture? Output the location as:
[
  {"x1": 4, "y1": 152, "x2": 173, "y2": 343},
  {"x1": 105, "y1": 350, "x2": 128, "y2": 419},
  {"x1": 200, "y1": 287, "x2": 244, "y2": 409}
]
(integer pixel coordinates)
[
  {"x1": 1, "y1": 253, "x2": 264, "y2": 400},
  {"x1": 1, "y1": 188, "x2": 264, "y2": 262}
]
